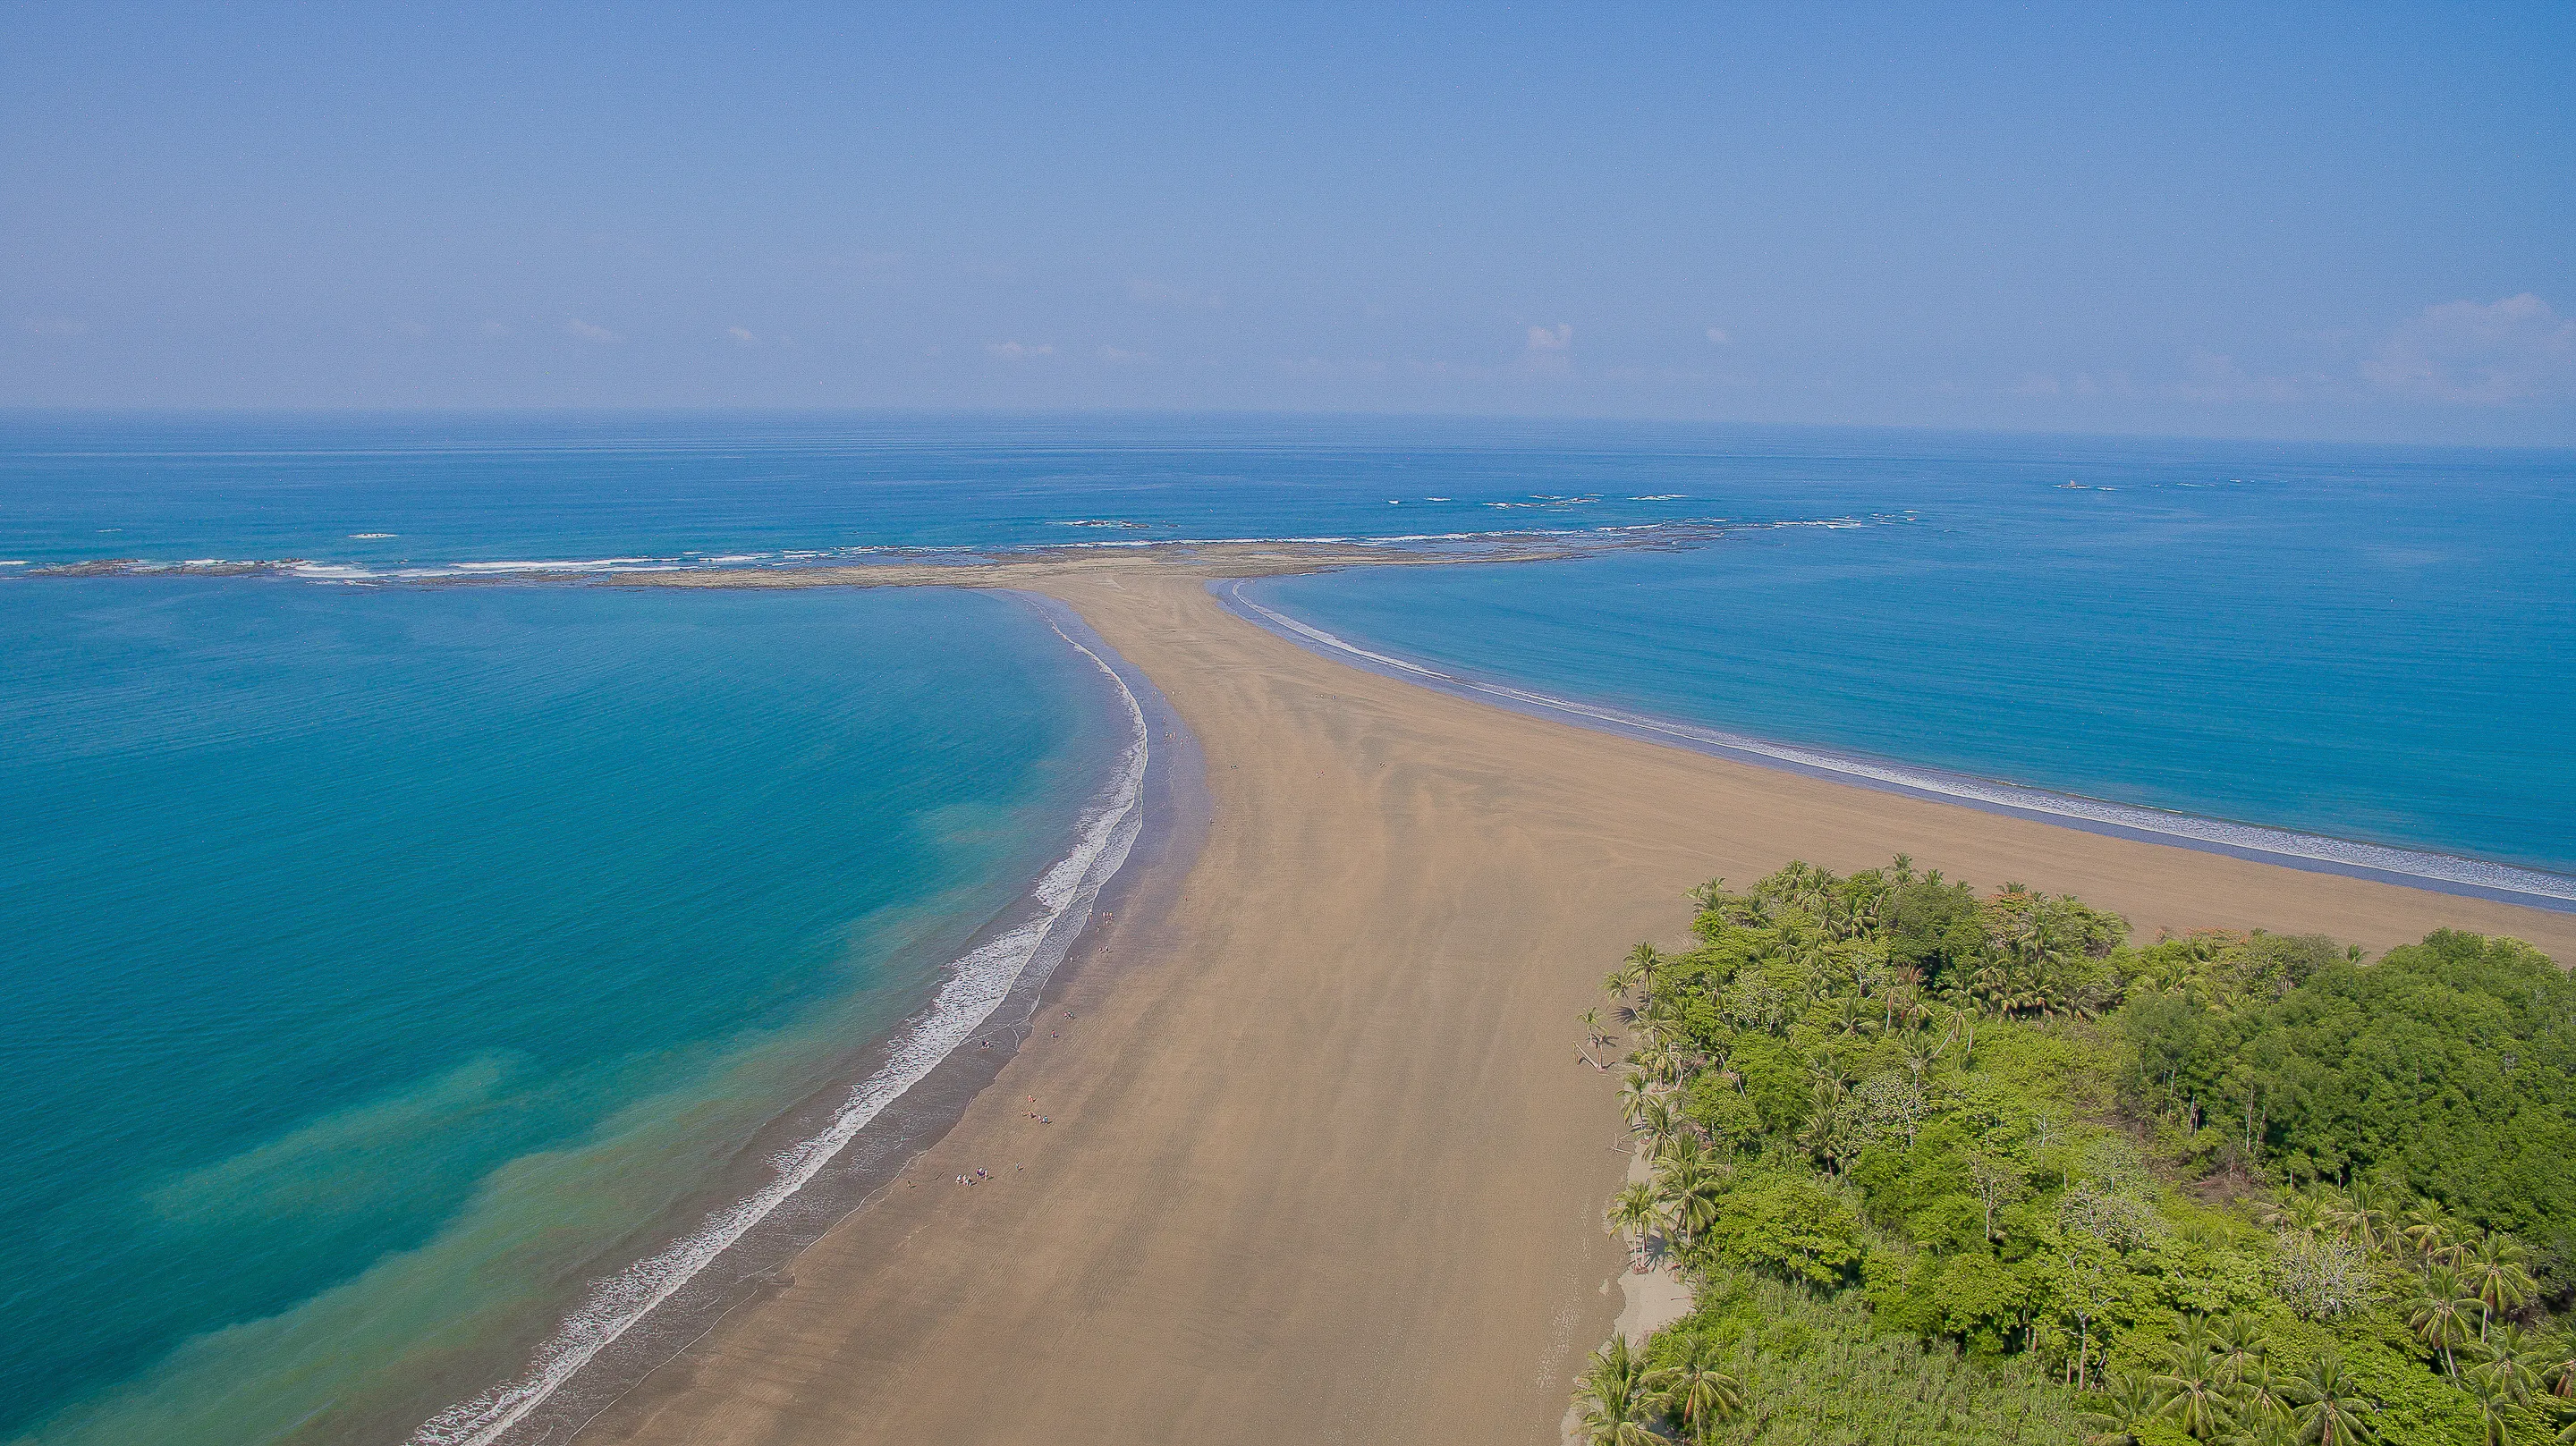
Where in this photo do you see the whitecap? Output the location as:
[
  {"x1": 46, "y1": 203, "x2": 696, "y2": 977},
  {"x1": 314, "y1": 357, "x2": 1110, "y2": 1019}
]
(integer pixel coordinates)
[{"x1": 443, "y1": 559, "x2": 655, "y2": 572}]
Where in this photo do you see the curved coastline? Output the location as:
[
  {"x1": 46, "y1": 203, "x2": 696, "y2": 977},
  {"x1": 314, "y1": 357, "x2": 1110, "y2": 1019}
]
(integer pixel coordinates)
[
  {"x1": 538, "y1": 571, "x2": 2576, "y2": 1446},
  {"x1": 1210, "y1": 578, "x2": 2576, "y2": 914},
  {"x1": 405, "y1": 596, "x2": 1191, "y2": 1446}
]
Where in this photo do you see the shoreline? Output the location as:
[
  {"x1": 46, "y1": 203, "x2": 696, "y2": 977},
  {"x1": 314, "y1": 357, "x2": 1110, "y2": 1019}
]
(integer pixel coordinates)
[
  {"x1": 567, "y1": 569, "x2": 2576, "y2": 1446},
  {"x1": 1209, "y1": 579, "x2": 2576, "y2": 913},
  {"x1": 23, "y1": 538, "x2": 2567, "y2": 904},
  {"x1": 402, "y1": 596, "x2": 1202, "y2": 1446}
]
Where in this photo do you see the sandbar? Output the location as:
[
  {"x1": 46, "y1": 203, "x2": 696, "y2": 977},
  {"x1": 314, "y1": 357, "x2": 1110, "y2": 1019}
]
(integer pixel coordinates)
[{"x1": 572, "y1": 565, "x2": 2576, "y2": 1446}]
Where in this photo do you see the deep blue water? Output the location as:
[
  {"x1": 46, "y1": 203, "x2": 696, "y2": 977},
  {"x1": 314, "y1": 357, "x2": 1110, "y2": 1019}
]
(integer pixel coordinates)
[{"x1": 3, "y1": 411, "x2": 2572, "y2": 1442}]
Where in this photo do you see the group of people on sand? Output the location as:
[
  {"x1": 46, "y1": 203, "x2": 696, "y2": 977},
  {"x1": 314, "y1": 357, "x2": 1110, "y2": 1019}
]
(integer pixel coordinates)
[{"x1": 917, "y1": 1010, "x2": 1084, "y2": 1191}]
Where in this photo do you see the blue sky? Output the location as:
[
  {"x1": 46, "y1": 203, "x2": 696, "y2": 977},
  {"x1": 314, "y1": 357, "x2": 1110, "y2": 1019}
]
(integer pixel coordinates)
[{"x1": 4, "y1": 1, "x2": 2572, "y2": 441}]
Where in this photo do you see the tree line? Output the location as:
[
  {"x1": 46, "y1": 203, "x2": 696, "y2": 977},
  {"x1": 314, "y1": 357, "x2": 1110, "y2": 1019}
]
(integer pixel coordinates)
[{"x1": 1571, "y1": 858, "x2": 2575, "y2": 1445}]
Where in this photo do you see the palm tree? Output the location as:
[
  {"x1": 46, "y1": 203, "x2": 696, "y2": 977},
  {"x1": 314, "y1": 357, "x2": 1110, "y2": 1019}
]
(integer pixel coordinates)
[
  {"x1": 2543, "y1": 1327, "x2": 2576, "y2": 1401},
  {"x1": 2173, "y1": 1313, "x2": 2220, "y2": 1358},
  {"x1": 1885, "y1": 969, "x2": 1927, "y2": 1033},
  {"x1": 1575, "y1": 1009, "x2": 1616, "y2": 1070},
  {"x1": 1602, "y1": 961, "x2": 1641, "y2": 1001},
  {"x1": 2080, "y1": 1368, "x2": 2161, "y2": 1446},
  {"x1": 1968, "y1": 959, "x2": 2012, "y2": 1014},
  {"x1": 1603, "y1": 1183, "x2": 1659, "y2": 1269},
  {"x1": 2408, "y1": 1263, "x2": 2479, "y2": 1378},
  {"x1": 2463, "y1": 1231, "x2": 2537, "y2": 1336},
  {"x1": 1648, "y1": 1333, "x2": 1744, "y2": 1443},
  {"x1": 2330, "y1": 1181, "x2": 2396, "y2": 1252},
  {"x1": 1795, "y1": 1079, "x2": 1856, "y2": 1178},
  {"x1": 2264, "y1": 1191, "x2": 2333, "y2": 1239},
  {"x1": 2236, "y1": 1357, "x2": 2296, "y2": 1433},
  {"x1": 1654, "y1": 1153, "x2": 1727, "y2": 1249},
  {"x1": 2470, "y1": 1323, "x2": 2545, "y2": 1405},
  {"x1": 2400, "y1": 1202, "x2": 2462, "y2": 1264},
  {"x1": 1616, "y1": 1071, "x2": 1659, "y2": 1131},
  {"x1": 2467, "y1": 1378, "x2": 2519, "y2": 1446},
  {"x1": 1646, "y1": 1038, "x2": 1702, "y2": 1088},
  {"x1": 2214, "y1": 1313, "x2": 2266, "y2": 1385},
  {"x1": 2154, "y1": 1343, "x2": 2236, "y2": 1441},
  {"x1": 2237, "y1": 1412, "x2": 2300, "y2": 1446},
  {"x1": 2285, "y1": 1350, "x2": 2378, "y2": 1445},
  {"x1": 1625, "y1": 943, "x2": 1665, "y2": 995},
  {"x1": 1573, "y1": 1336, "x2": 1664, "y2": 1446},
  {"x1": 1631, "y1": 1094, "x2": 1682, "y2": 1154},
  {"x1": 1827, "y1": 992, "x2": 1876, "y2": 1036}
]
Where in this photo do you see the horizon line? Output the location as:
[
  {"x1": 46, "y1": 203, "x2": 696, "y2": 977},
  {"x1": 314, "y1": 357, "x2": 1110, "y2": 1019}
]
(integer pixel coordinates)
[{"x1": 3, "y1": 405, "x2": 2572, "y2": 456}]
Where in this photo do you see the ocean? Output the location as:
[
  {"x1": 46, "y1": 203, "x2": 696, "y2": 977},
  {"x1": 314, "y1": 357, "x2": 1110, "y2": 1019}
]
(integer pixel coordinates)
[{"x1": 4, "y1": 411, "x2": 2571, "y2": 1444}]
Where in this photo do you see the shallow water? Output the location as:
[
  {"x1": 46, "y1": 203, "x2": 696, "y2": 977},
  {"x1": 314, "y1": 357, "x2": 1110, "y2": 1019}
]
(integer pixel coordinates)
[
  {"x1": 4, "y1": 412, "x2": 2570, "y2": 1443},
  {"x1": 1254, "y1": 434, "x2": 2576, "y2": 876},
  {"x1": 0, "y1": 581, "x2": 1125, "y2": 1443}
]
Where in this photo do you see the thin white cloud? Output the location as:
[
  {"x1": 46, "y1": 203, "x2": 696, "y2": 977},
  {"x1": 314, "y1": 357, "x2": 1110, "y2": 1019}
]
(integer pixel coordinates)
[
  {"x1": 564, "y1": 318, "x2": 623, "y2": 343},
  {"x1": 1705, "y1": 326, "x2": 1731, "y2": 345},
  {"x1": 987, "y1": 341, "x2": 1055, "y2": 359},
  {"x1": 726, "y1": 326, "x2": 758, "y2": 344},
  {"x1": 1520, "y1": 323, "x2": 1573, "y2": 376},
  {"x1": 2363, "y1": 293, "x2": 2576, "y2": 404}
]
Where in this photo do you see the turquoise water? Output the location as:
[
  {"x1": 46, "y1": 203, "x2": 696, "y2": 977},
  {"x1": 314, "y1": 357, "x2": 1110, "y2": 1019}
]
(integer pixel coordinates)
[
  {"x1": 1252, "y1": 436, "x2": 2576, "y2": 877},
  {"x1": 4, "y1": 412, "x2": 2572, "y2": 1444},
  {"x1": 0, "y1": 580, "x2": 1124, "y2": 1443}
]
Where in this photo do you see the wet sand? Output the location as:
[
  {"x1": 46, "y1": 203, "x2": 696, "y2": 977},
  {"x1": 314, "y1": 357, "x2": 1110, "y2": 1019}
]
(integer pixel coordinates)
[{"x1": 579, "y1": 568, "x2": 2576, "y2": 1446}]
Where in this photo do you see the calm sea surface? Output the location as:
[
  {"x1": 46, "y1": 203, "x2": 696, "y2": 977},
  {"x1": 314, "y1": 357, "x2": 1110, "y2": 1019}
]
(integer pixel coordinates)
[
  {"x1": 0, "y1": 578, "x2": 1126, "y2": 1444},
  {"x1": 3, "y1": 412, "x2": 2570, "y2": 1443}
]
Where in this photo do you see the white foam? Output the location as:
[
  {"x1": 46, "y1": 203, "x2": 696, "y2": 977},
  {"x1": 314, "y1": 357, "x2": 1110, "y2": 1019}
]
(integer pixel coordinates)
[
  {"x1": 443, "y1": 559, "x2": 656, "y2": 572},
  {"x1": 1219, "y1": 583, "x2": 2576, "y2": 907},
  {"x1": 411, "y1": 621, "x2": 1149, "y2": 1446}
]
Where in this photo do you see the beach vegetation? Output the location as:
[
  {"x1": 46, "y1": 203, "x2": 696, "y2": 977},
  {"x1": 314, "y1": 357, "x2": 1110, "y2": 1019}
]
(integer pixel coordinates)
[{"x1": 1576, "y1": 857, "x2": 2574, "y2": 1445}]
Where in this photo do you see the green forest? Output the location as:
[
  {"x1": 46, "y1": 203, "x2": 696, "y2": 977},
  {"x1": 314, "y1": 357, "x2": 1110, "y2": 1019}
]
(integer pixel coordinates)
[{"x1": 1570, "y1": 858, "x2": 2576, "y2": 1446}]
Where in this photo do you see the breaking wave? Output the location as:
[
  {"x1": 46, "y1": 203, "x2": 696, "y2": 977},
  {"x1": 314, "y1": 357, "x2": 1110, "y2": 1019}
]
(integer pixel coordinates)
[{"x1": 407, "y1": 617, "x2": 1149, "y2": 1446}]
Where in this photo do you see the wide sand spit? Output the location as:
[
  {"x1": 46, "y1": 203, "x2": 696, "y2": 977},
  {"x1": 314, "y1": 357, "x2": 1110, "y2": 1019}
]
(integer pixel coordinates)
[{"x1": 552, "y1": 547, "x2": 2576, "y2": 1445}]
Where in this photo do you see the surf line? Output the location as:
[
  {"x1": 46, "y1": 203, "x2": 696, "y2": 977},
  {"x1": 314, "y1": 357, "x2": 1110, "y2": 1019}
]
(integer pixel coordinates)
[
  {"x1": 1212, "y1": 579, "x2": 2576, "y2": 914},
  {"x1": 411, "y1": 613, "x2": 1151, "y2": 1446}
]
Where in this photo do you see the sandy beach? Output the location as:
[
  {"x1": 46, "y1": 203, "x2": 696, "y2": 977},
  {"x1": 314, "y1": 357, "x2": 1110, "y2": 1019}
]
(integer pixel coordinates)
[{"x1": 577, "y1": 566, "x2": 2576, "y2": 1446}]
